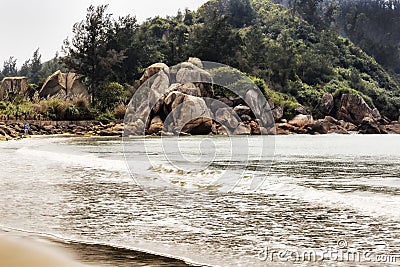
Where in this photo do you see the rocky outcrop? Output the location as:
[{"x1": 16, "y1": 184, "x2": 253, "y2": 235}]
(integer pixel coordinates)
[
  {"x1": 125, "y1": 59, "x2": 274, "y2": 136},
  {"x1": 320, "y1": 93, "x2": 334, "y2": 115},
  {"x1": 40, "y1": 71, "x2": 90, "y2": 100},
  {"x1": 336, "y1": 93, "x2": 381, "y2": 125},
  {"x1": 139, "y1": 63, "x2": 169, "y2": 85},
  {"x1": 0, "y1": 77, "x2": 29, "y2": 100}
]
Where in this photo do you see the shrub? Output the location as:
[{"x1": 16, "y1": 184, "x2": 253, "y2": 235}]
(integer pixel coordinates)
[
  {"x1": 96, "y1": 82, "x2": 125, "y2": 111},
  {"x1": 113, "y1": 103, "x2": 127, "y2": 120},
  {"x1": 96, "y1": 111, "x2": 115, "y2": 123}
]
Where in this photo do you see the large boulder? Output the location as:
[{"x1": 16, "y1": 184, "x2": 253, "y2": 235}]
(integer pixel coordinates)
[
  {"x1": 358, "y1": 117, "x2": 383, "y2": 134},
  {"x1": 215, "y1": 107, "x2": 240, "y2": 130},
  {"x1": 233, "y1": 104, "x2": 251, "y2": 117},
  {"x1": 320, "y1": 93, "x2": 334, "y2": 115},
  {"x1": 139, "y1": 63, "x2": 169, "y2": 85},
  {"x1": 384, "y1": 122, "x2": 400, "y2": 134},
  {"x1": 175, "y1": 62, "x2": 214, "y2": 98},
  {"x1": 288, "y1": 114, "x2": 314, "y2": 127},
  {"x1": 272, "y1": 106, "x2": 284, "y2": 121},
  {"x1": 148, "y1": 116, "x2": 164, "y2": 134},
  {"x1": 164, "y1": 91, "x2": 212, "y2": 134},
  {"x1": 39, "y1": 71, "x2": 89, "y2": 100},
  {"x1": 336, "y1": 93, "x2": 381, "y2": 125},
  {"x1": 0, "y1": 77, "x2": 29, "y2": 100}
]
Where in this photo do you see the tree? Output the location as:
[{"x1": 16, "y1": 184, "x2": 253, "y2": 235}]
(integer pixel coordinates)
[
  {"x1": 187, "y1": 9, "x2": 242, "y2": 66},
  {"x1": 62, "y1": 5, "x2": 125, "y2": 103},
  {"x1": 2, "y1": 57, "x2": 18, "y2": 77},
  {"x1": 226, "y1": 0, "x2": 255, "y2": 28},
  {"x1": 29, "y1": 48, "x2": 42, "y2": 84},
  {"x1": 39, "y1": 52, "x2": 65, "y2": 80},
  {"x1": 18, "y1": 59, "x2": 31, "y2": 77}
]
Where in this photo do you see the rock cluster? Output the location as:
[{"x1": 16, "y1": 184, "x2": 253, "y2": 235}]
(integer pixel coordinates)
[
  {"x1": 124, "y1": 59, "x2": 399, "y2": 136},
  {"x1": 0, "y1": 121, "x2": 124, "y2": 140},
  {"x1": 124, "y1": 59, "x2": 273, "y2": 136}
]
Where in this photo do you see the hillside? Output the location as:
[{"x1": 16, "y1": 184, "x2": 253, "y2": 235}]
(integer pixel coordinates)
[{"x1": 187, "y1": 0, "x2": 400, "y2": 121}]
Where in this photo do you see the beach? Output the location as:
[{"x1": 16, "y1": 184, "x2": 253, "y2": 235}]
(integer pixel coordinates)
[
  {"x1": 0, "y1": 231, "x2": 91, "y2": 267},
  {"x1": 0, "y1": 229, "x2": 190, "y2": 267}
]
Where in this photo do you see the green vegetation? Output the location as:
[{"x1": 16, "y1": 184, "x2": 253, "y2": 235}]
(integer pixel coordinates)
[{"x1": 1, "y1": 0, "x2": 400, "y2": 121}]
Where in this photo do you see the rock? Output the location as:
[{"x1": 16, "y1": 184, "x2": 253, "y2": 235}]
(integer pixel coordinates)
[
  {"x1": 182, "y1": 117, "x2": 212, "y2": 135},
  {"x1": 233, "y1": 123, "x2": 251, "y2": 135},
  {"x1": 295, "y1": 105, "x2": 308, "y2": 115},
  {"x1": 1, "y1": 77, "x2": 29, "y2": 101},
  {"x1": 309, "y1": 120, "x2": 330, "y2": 134},
  {"x1": 178, "y1": 83, "x2": 201, "y2": 97},
  {"x1": 233, "y1": 105, "x2": 251, "y2": 117},
  {"x1": 245, "y1": 89, "x2": 274, "y2": 128},
  {"x1": 139, "y1": 63, "x2": 169, "y2": 85},
  {"x1": 340, "y1": 120, "x2": 357, "y2": 131},
  {"x1": 358, "y1": 117, "x2": 382, "y2": 134},
  {"x1": 336, "y1": 93, "x2": 380, "y2": 125},
  {"x1": 288, "y1": 114, "x2": 314, "y2": 127},
  {"x1": 384, "y1": 122, "x2": 400, "y2": 134},
  {"x1": 148, "y1": 69, "x2": 171, "y2": 114},
  {"x1": 215, "y1": 107, "x2": 240, "y2": 130},
  {"x1": 217, "y1": 97, "x2": 233, "y2": 107},
  {"x1": 39, "y1": 71, "x2": 90, "y2": 101},
  {"x1": 215, "y1": 124, "x2": 229, "y2": 135},
  {"x1": 324, "y1": 116, "x2": 340, "y2": 125},
  {"x1": 148, "y1": 116, "x2": 164, "y2": 134},
  {"x1": 210, "y1": 99, "x2": 228, "y2": 113},
  {"x1": 240, "y1": 114, "x2": 252, "y2": 122},
  {"x1": 164, "y1": 91, "x2": 212, "y2": 134},
  {"x1": 309, "y1": 118, "x2": 348, "y2": 134},
  {"x1": 188, "y1": 57, "x2": 203, "y2": 68},
  {"x1": 320, "y1": 93, "x2": 334, "y2": 114},
  {"x1": 249, "y1": 121, "x2": 260, "y2": 135},
  {"x1": 176, "y1": 62, "x2": 214, "y2": 97},
  {"x1": 276, "y1": 123, "x2": 298, "y2": 134},
  {"x1": 272, "y1": 106, "x2": 283, "y2": 121}
]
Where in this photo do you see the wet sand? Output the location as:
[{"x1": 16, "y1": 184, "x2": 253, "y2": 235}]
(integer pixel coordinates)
[{"x1": 0, "y1": 231, "x2": 191, "y2": 267}]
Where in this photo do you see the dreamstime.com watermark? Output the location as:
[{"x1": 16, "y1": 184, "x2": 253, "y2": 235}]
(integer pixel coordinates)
[{"x1": 257, "y1": 240, "x2": 400, "y2": 264}]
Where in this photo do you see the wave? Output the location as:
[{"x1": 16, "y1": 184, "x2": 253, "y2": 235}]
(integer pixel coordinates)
[
  {"x1": 258, "y1": 177, "x2": 400, "y2": 220},
  {"x1": 15, "y1": 146, "x2": 128, "y2": 173}
]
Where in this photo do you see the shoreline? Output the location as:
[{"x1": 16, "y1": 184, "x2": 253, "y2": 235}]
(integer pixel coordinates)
[
  {"x1": 0, "y1": 231, "x2": 93, "y2": 267},
  {"x1": 0, "y1": 228, "x2": 193, "y2": 267},
  {"x1": 1, "y1": 117, "x2": 400, "y2": 141}
]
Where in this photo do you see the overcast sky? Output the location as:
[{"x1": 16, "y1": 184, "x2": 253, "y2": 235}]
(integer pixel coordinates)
[{"x1": 0, "y1": 0, "x2": 209, "y2": 67}]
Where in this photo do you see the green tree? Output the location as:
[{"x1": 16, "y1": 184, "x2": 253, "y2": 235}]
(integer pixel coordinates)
[
  {"x1": 62, "y1": 5, "x2": 125, "y2": 103},
  {"x1": 39, "y1": 52, "x2": 66, "y2": 80},
  {"x1": 29, "y1": 48, "x2": 42, "y2": 84},
  {"x1": 18, "y1": 59, "x2": 31, "y2": 77},
  {"x1": 2, "y1": 57, "x2": 18, "y2": 77},
  {"x1": 187, "y1": 8, "x2": 242, "y2": 66},
  {"x1": 96, "y1": 82, "x2": 124, "y2": 111}
]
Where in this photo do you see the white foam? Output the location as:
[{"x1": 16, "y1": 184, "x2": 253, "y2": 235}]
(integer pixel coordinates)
[
  {"x1": 15, "y1": 146, "x2": 127, "y2": 173},
  {"x1": 259, "y1": 179, "x2": 400, "y2": 220}
]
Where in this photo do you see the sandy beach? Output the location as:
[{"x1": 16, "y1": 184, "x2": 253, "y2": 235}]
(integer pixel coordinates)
[{"x1": 0, "y1": 232, "x2": 93, "y2": 267}]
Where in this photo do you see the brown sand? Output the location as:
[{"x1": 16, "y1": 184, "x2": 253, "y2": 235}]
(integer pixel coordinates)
[{"x1": 0, "y1": 235, "x2": 95, "y2": 267}]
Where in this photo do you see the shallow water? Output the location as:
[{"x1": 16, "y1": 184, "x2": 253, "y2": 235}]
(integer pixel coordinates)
[{"x1": 0, "y1": 135, "x2": 399, "y2": 266}]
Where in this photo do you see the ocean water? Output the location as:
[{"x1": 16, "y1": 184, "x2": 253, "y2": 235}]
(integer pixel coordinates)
[{"x1": 0, "y1": 135, "x2": 399, "y2": 266}]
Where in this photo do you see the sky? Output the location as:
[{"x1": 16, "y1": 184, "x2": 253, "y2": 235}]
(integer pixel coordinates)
[{"x1": 0, "y1": 0, "x2": 209, "y2": 68}]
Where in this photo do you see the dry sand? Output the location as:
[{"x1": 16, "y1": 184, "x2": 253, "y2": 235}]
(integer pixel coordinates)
[{"x1": 0, "y1": 234, "x2": 96, "y2": 267}]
